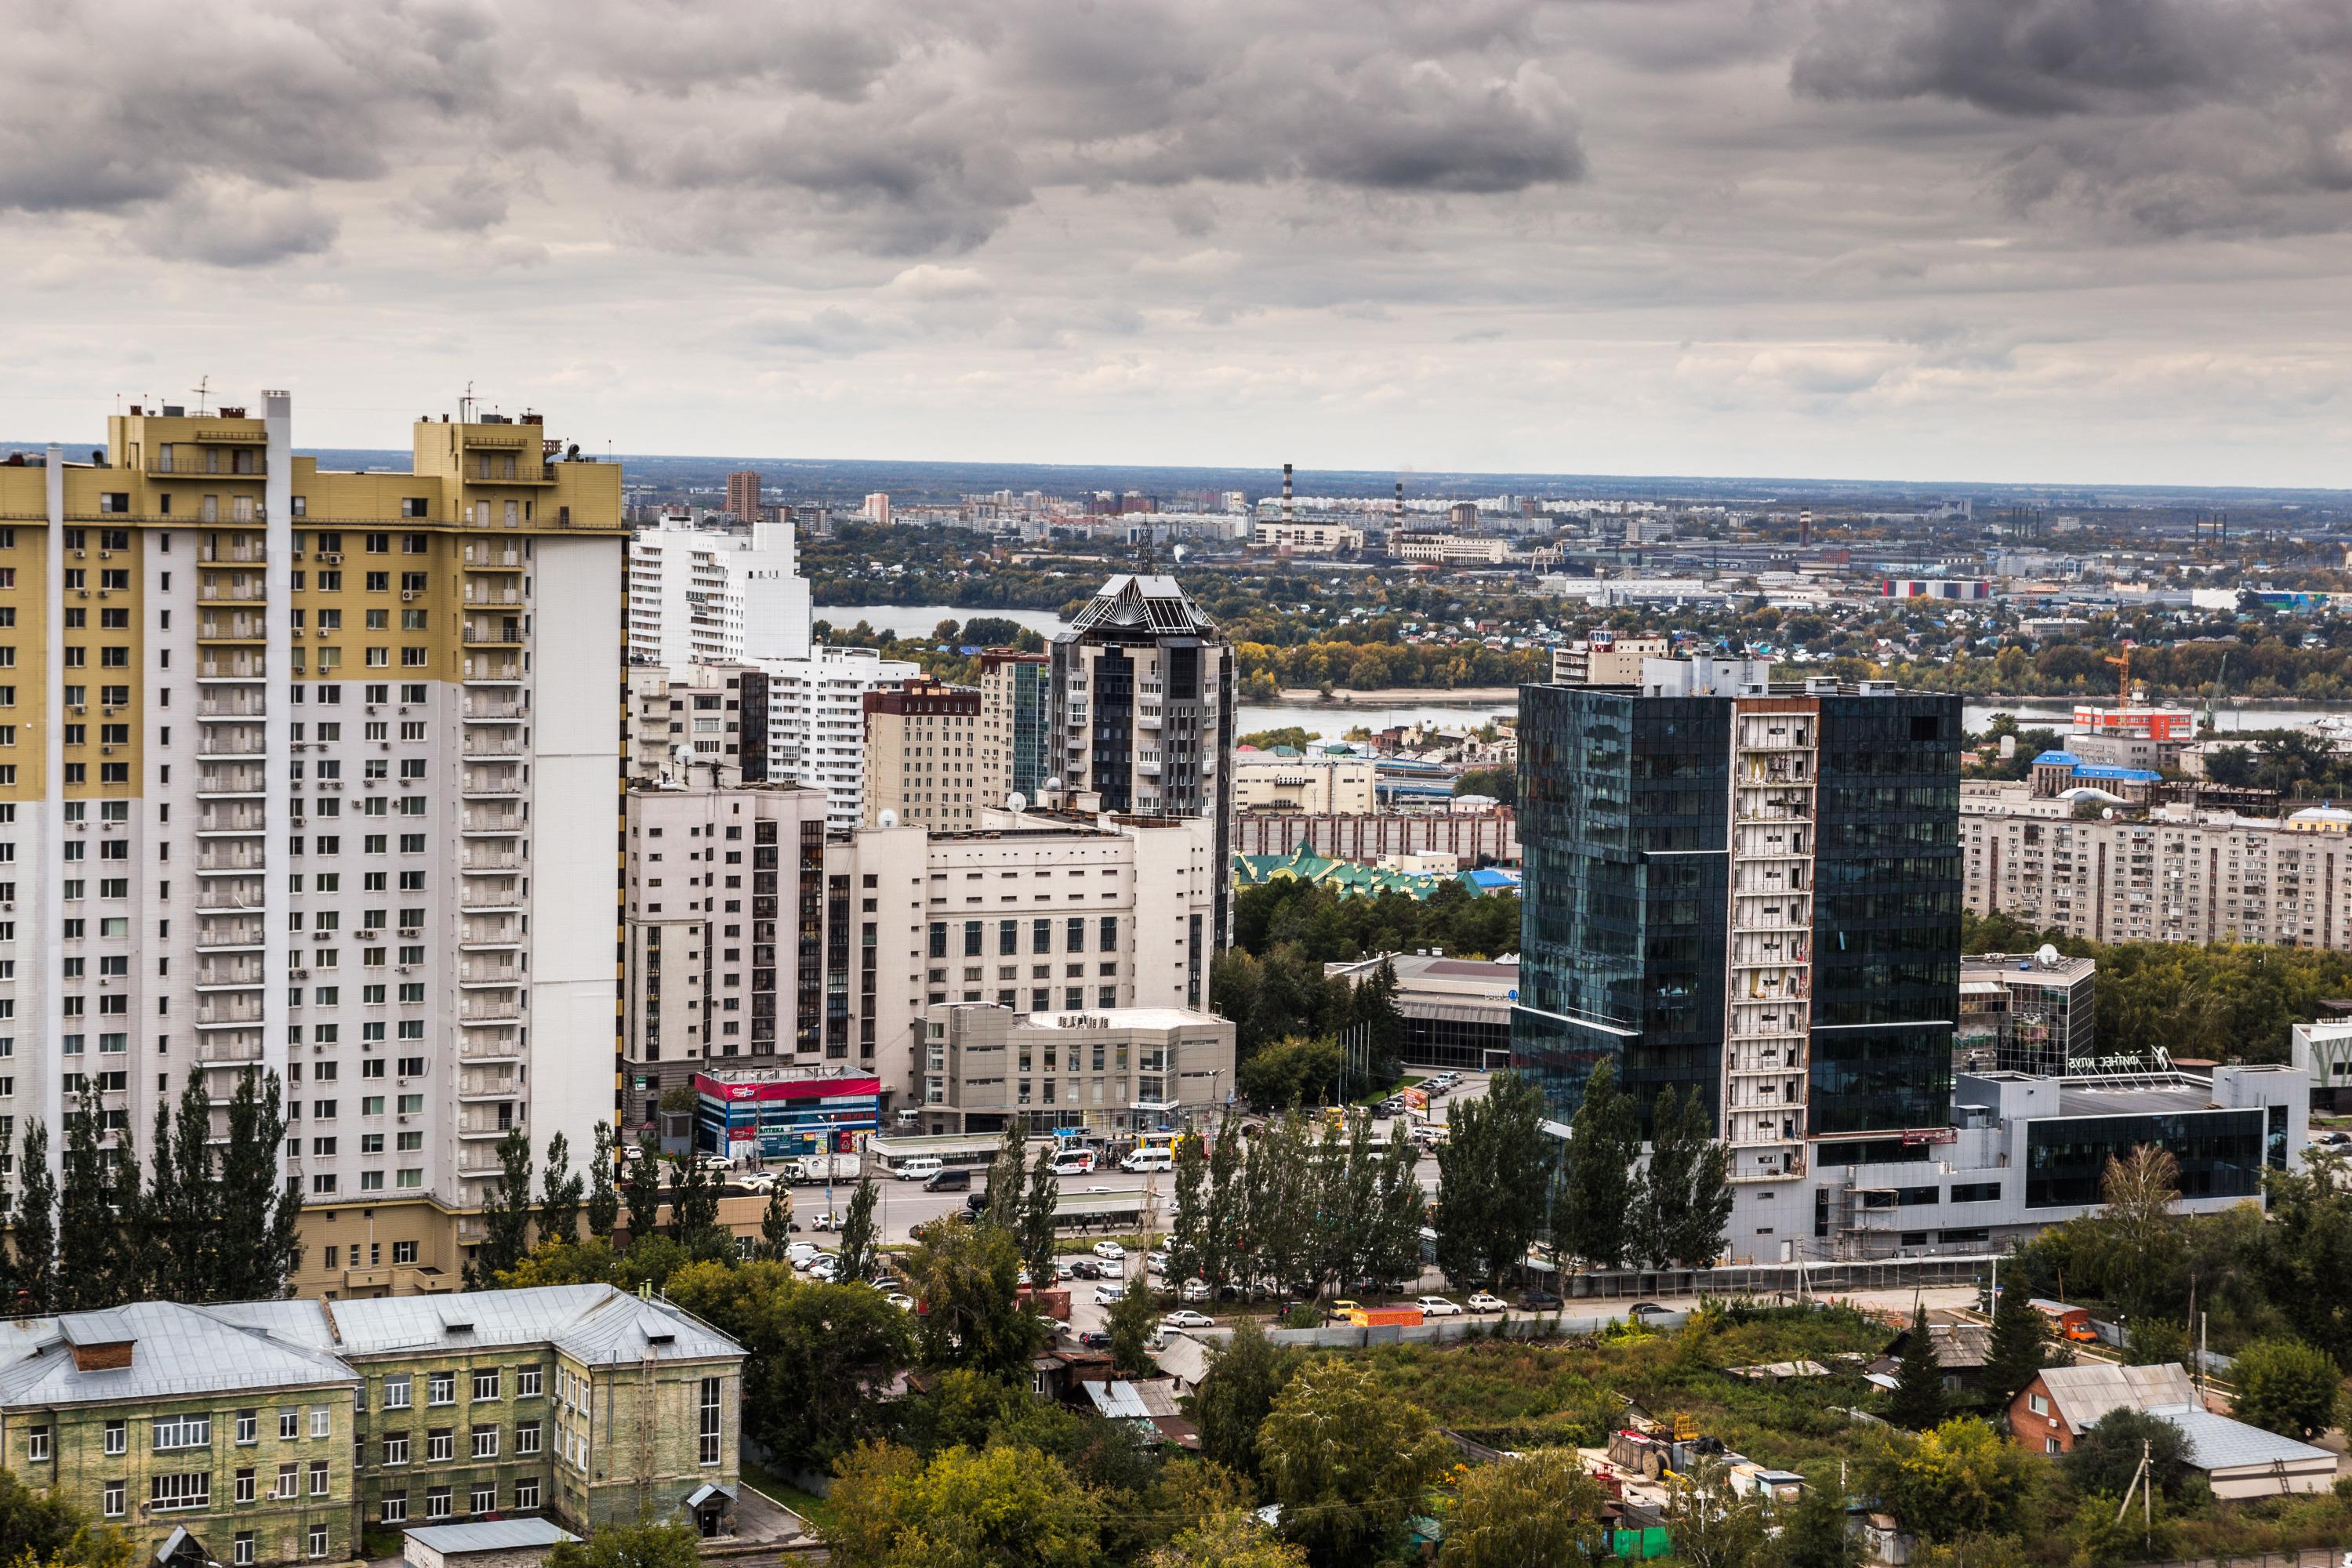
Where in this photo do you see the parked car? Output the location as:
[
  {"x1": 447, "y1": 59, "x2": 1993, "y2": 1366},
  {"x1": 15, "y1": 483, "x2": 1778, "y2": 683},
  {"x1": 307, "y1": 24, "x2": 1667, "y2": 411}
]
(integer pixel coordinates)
[
  {"x1": 1051, "y1": 1150, "x2": 1098, "y2": 1176},
  {"x1": 1180, "y1": 1278, "x2": 1213, "y2": 1303},
  {"x1": 1515, "y1": 1289, "x2": 1563, "y2": 1311},
  {"x1": 885, "y1": 1293, "x2": 915, "y2": 1312},
  {"x1": 809, "y1": 1211, "x2": 843, "y2": 1232},
  {"x1": 1324, "y1": 1298, "x2": 1362, "y2": 1321},
  {"x1": 1069, "y1": 1258, "x2": 1105, "y2": 1281},
  {"x1": 1145, "y1": 1250, "x2": 1170, "y2": 1276},
  {"x1": 697, "y1": 1154, "x2": 734, "y2": 1172},
  {"x1": 1094, "y1": 1282, "x2": 1125, "y2": 1305},
  {"x1": 1417, "y1": 1296, "x2": 1464, "y2": 1316},
  {"x1": 1161, "y1": 1310, "x2": 1214, "y2": 1330},
  {"x1": 736, "y1": 1171, "x2": 776, "y2": 1194},
  {"x1": 1467, "y1": 1291, "x2": 1507, "y2": 1312},
  {"x1": 923, "y1": 1167, "x2": 972, "y2": 1193},
  {"x1": 1077, "y1": 1330, "x2": 1113, "y2": 1350},
  {"x1": 1628, "y1": 1301, "x2": 1670, "y2": 1320},
  {"x1": 895, "y1": 1156, "x2": 944, "y2": 1183},
  {"x1": 1092, "y1": 1240, "x2": 1127, "y2": 1261},
  {"x1": 784, "y1": 1243, "x2": 819, "y2": 1265},
  {"x1": 1055, "y1": 1258, "x2": 1077, "y2": 1281}
]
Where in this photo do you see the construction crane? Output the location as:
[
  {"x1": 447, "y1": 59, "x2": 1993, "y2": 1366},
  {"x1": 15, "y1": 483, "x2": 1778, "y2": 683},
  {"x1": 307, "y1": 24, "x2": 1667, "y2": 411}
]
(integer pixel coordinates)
[{"x1": 2104, "y1": 641, "x2": 2136, "y2": 711}]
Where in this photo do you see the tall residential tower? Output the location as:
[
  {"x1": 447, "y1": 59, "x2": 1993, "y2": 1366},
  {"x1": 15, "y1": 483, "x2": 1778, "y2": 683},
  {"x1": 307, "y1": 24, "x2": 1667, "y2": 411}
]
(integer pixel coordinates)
[{"x1": 0, "y1": 395, "x2": 624, "y2": 1294}]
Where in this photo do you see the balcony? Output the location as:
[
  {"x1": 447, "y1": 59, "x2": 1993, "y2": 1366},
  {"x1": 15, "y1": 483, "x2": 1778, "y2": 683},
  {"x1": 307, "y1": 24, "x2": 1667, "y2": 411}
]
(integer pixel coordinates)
[
  {"x1": 195, "y1": 917, "x2": 263, "y2": 950},
  {"x1": 195, "y1": 999, "x2": 264, "y2": 1029},
  {"x1": 463, "y1": 739, "x2": 522, "y2": 760},
  {"x1": 462, "y1": 811, "x2": 521, "y2": 836},
  {"x1": 459, "y1": 1075, "x2": 520, "y2": 1102},
  {"x1": 462, "y1": 699, "x2": 523, "y2": 721},
  {"x1": 198, "y1": 578, "x2": 267, "y2": 604},
  {"x1": 198, "y1": 693, "x2": 267, "y2": 718},
  {"x1": 197, "y1": 806, "x2": 266, "y2": 834},
  {"x1": 462, "y1": 546, "x2": 523, "y2": 570},
  {"x1": 463, "y1": 658, "x2": 521, "y2": 684},
  {"x1": 457, "y1": 1116, "x2": 524, "y2": 1139},
  {"x1": 197, "y1": 766, "x2": 267, "y2": 797},
  {"x1": 461, "y1": 920, "x2": 521, "y2": 949},
  {"x1": 463, "y1": 772, "x2": 522, "y2": 797},
  {"x1": 197, "y1": 543, "x2": 267, "y2": 564},
  {"x1": 195, "y1": 884, "x2": 266, "y2": 914},
  {"x1": 459, "y1": 961, "x2": 520, "y2": 985},
  {"x1": 463, "y1": 885, "x2": 521, "y2": 913},
  {"x1": 198, "y1": 615, "x2": 267, "y2": 641},
  {"x1": 198, "y1": 1038, "x2": 265, "y2": 1065},
  {"x1": 198, "y1": 655, "x2": 268, "y2": 681},
  {"x1": 199, "y1": 728, "x2": 267, "y2": 759},
  {"x1": 459, "y1": 999, "x2": 522, "y2": 1023},
  {"x1": 194, "y1": 960, "x2": 267, "y2": 989},
  {"x1": 463, "y1": 585, "x2": 523, "y2": 607},
  {"x1": 462, "y1": 622, "x2": 523, "y2": 647},
  {"x1": 459, "y1": 1033, "x2": 524, "y2": 1062},
  {"x1": 194, "y1": 846, "x2": 264, "y2": 873}
]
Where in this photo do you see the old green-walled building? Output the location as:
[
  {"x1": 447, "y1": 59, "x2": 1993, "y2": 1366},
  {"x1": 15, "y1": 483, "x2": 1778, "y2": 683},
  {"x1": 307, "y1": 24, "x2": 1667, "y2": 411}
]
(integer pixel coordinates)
[{"x1": 0, "y1": 1287, "x2": 742, "y2": 1567}]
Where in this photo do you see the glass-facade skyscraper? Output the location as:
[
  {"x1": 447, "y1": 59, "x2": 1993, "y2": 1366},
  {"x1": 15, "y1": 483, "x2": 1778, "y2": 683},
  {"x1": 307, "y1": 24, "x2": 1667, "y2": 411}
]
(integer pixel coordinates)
[{"x1": 1513, "y1": 657, "x2": 1961, "y2": 1183}]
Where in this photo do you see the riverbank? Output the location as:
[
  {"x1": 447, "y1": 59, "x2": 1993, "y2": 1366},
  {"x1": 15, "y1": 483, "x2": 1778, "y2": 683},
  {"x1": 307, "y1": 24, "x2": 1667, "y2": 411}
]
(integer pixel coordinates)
[{"x1": 1273, "y1": 685, "x2": 1519, "y2": 706}]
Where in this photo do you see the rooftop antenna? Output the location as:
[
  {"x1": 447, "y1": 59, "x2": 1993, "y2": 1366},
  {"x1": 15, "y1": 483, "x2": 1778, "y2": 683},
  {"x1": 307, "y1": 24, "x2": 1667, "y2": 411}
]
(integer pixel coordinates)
[
  {"x1": 190, "y1": 376, "x2": 212, "y2": 416},
  {"x1": 459, "y1": 380, "x2": 476, "y2": 425}
]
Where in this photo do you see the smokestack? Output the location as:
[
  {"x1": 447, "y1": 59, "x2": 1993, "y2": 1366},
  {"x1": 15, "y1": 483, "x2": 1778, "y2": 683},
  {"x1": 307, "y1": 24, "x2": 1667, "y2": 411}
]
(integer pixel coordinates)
[
  {"x1": 1395, "y1": 478, "x2": 1404, "y2": 528},
  {"x1": 1282, "y1": 462, "x2": 1294, "y2": 523},
  {"x1": 1799, "y1": 509, "x2": 1811, "y2": 547}
]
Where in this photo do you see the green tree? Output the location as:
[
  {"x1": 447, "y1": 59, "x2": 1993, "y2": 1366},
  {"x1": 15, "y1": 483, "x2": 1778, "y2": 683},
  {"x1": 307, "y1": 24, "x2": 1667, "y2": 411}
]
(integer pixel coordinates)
[
  {"x1": 1193, "y1": 1318, "x2": 1298, "y2": 1484},
  {"x1": 1664, "y1": 1461, "x2": 1773, "y2": 1568},
  {"x1": 2098, "y1": 1145, "x2": 2182, "y2": 1323},
  {"x1": 667, "y1": 1156, "x2": 728, "y2": 1261},
  {"x1": 661, "y1": 1261, "x2": 915, "y2": 1475},
  {"x1": 1889, "y1": 1306, "x2": 1949, "y2": 1431},
  {"x1": 1367, "y1": 1132, "x2": 1428, "y2": 1288},
  {"x1": 1773, "y1": 1475, "x2": 1861, "y2": 1568},
  {"x1": 1236, "y1": 1036, "x2": 1342, "y2": 1109},
  {"x1": 1980, "y1": 1282, "x2": 2049, "y2": 1410},
  {"x1": 1440, "y1": 1449, "x2": 1609, "y2": 1568},
  {"x1": 1348, "y1": 960, "x2": 1407, "y2": 1084},
  {"x1": 837, "y1": 1171, "x2": 881, "y2": 1283},
  {"x1": 1108, "y1": 1274, "x2": 1161, "y2": 1376},
  {"x1": 14, "y1": 1120, "x2": 55, "y2": 1312},
  {"x1": 905, "y1": 1216, "x2": 1044, "y2": 1378},
  {"x1": 758, "y1": 1185, "x2": 794, "y2": 1262},
  {"x1": 1256, "y1": 1359, "x2": 1452, "y2": 1566},
  {"x1": 544, "y1": 1520, "x2": 702, "y2": 1568},
  {"x1": 57, "y1": 1087, "x2": 116, "y2": 1311},
  {"x1": 148, "y1": 1074, "x2": 216, "y2": 1301},
  {"x1": 469, "y1": 1127, "x2": 535, "y2": 1287},
  {"x1": 1555, "y1": 1060, "x2": 1639, "y2": 1271},
  {"x1": 1860, "y1": 1417, "x2": 2037, "y2": 1542},
  {"x1": 2229, "y1": 1337, "x2": 2343, "y2": 1439},
  {"x1": 621, "y1": 1135, "x2": 662, "y2": 1246},
  {"x1": 0, "y1": 1467, "x2": 115, "y2": 1565},
  {"x1": 983, "y1": 1119, "x2": 1028, "y2": 1231},
  {"x1": 829, "y1": 1442, "x2": 1102, "y2": 1568},
  {"x1": 586, "y1": 1122, "x2": 620, "y2": 1241},
  {"x1": 2254, "y1": 1151, "x2": 2352, "y2": 1367},
  {"x1": 2065, "y1": 1410, "x2": 2192, "y2": 1501},
  {"x1": 1018, "y1": 1147, "x2": 1060, "y2": 1287},
  {"x1": 1147, "y1": 1508, "x2": 1306, "y2": 1568},
  {"x1": 1203, "y1": 1115, "x2": 1245, "y2": 1293},
  {"x1": 1633, "y1": 1084, "x2": 1696, "y2": 1269},
  {"x1": 2122, "y1": 1317, "x2": 2189, "y2": 1367},
  {"x1": 1433, "y1": 1070, "x2": 1552, "y2": 1287},
  {"x1": 1243, "y1": 1113, "x2": 1317, "y2": 1297},
  {"x1": 1170, "y1": 1132, "x2": 1210, "y2": 1284},
  {"x1": 539, "y1": 1131, "x2": 583, "y2": 1246},
  {"x1": 216, "y1": 1069, "x2": 300, "y2": 1301}
]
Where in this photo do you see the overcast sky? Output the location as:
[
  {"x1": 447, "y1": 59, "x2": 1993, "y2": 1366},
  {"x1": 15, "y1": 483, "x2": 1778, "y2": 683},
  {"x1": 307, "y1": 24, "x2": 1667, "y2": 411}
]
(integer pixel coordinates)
[{"x1": 5, "y1": 0, "x2": 2350, "y2": 487}]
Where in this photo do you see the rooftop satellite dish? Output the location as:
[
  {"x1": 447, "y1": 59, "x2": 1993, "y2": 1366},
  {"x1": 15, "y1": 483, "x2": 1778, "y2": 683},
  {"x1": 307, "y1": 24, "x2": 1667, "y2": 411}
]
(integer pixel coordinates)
[
  {"x1": 1173, "y1": 544, "x2": 1187, "y2": 563},
  {"x1": 671, "y1": 743, "x2": 692, "y2": 768},
  {"x1": 2101, "y1": 807, "x2": 2115, "y2": 820},
  {"x1": 1044, "y1": 776, "x2": 1064, "y2": 793},
  {"x1": 878, "y1": 809, "x2": 900, "y2": 828},
  {"x1": 2036, "y1": 943, "x2": 2061, "y2": 967},
  {"x1": 1007, "y1": 793, "x2": 1028, "y2": 812}
]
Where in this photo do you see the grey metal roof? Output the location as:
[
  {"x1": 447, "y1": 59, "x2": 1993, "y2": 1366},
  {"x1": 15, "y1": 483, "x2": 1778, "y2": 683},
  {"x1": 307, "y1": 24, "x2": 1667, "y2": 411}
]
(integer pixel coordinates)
[
  {"x1": 2056, "y1": 1083, "x2": 2229, "y2": 1117},
  {"x1": 2034, "y1": 1363, "x2": 2199, "y2": 1429},
  {"x1": 0, "y1": 1287, "x2": 741, "y2": 1414},
  {"x1": 1083, "y1": 1380, "x2": 1155, "y2": 1421},
  {"x1": 1065, "y1": 575, "x2": 1215, "y2": 638},
  {"x1": 329, "y1": 1285, "x2": 739, "y2": 1367},
  {"x1": 403, "y1": 1519, "x2": 581, "y2": 1555},
  {"x1": 0, "y1": 1301, "x2": 355, "y2": 1408},
  {"x1": 2137, "y1": 1405, "x2": 2336, "y2": 1473}
]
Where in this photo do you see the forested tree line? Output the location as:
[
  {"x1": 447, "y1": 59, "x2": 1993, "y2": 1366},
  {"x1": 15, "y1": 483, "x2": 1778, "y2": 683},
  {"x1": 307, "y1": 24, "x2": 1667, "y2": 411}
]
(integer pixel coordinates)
[
  {"x1": 1164, "y1": 1110, "x2": 1425, "y2": 1303},
  {"x1": 0, "y1": 1069, "x2": 303, "y2": 1313},
  {"x1": 1962, "y1": 908, "x2": 2352, "y2": 1065}
]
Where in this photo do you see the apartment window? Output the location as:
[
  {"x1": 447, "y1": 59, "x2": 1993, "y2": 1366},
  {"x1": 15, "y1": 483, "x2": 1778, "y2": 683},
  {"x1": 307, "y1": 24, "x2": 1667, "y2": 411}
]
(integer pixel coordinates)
[
  {"x1": 516, "y1": 1367, "x2": 542, "y2": 1398},
  {"x1": 514, "y1": 1478, "x2": 540, "y2": 1510},
  {"x1": 24, "y1": 1426, "x2": 46, "y2": 1463},
  {"x1": 699, "y1": 1376, "x2": 722, "y2": 1465},
  {"x1": 428, "y1": 1370, "x2": 456, "y2": 1406},
  {"x1": 383, "y1": 1434, "x2": 409, "y2": 1467},
  {"x1": 514, "y1": 1421, "x2": 541, "y2": 1456},
  {"x1": 151, "y1": 1474, "x2": 208, "y2": 1512},
  {"x1": 103, "y1": 1421, "x2": 125, "y2": 1456},
  {"x1": 2029, "y1": 1392, "x2": 2049, "y2": 1415},
  {"x1": 425, "y1": 1487, "x2": 452, "y2": 1520},
  {"x1": 964, "y1": 920, "x2": 982, "y2": 957},
  {"x1": 234, "y1": 1468, "x2": 256, "y2": 1504},
  {"x1": 471, "y1": 1368, "x2": 499, "y2": 1402},
  {"x1": 426, "y1": 1430, "x2": 453, "y2": 1463},
  {"x1": 470, "y1": 1428, "x2": 499, "y2": 1460},
  {"x1": 1066, "y1": 916, "x2": 1085, "y2": 953},
  {"x1": 154, "y1": 1415, "x2": 210, "y2": 1450},
  {"x1": 311, "y1": 1406, "x2": 331, "y2": 1437},
  {"x1": 382, "y1": 1375, "x2": 412, "y2": 1410},
  {"x1": 379, "y1": 1493, "x2": 407, "y2": 1526},
  {"x1": 309, "y1": 1461, "x2": 329, "y2": 1497},
  {"x1": 276, "y1": 1465, "x2": 299, "y2": 1499},
  {"x1": 234, "y1": 1535, "x2": 254, "y2": 1568},
  {"x1": 1099, "y1": 915, "x2": 1117, "y2": 951},
  {"x1": 100, "y1": 1479, "x2": 123, "y2": 1519},
  {"x1": 236, "y1": 1410, "x2": 258, "y2": 1444},
  {"x1": 470, "y1": 1483, "x2": 495, "y2": 1515}
]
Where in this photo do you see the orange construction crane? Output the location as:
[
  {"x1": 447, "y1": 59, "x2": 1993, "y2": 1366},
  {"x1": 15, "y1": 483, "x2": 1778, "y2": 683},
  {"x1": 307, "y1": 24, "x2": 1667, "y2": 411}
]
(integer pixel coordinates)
[{"x1": 2105, "y1": 642, "x2": 2135, "y2": 710}]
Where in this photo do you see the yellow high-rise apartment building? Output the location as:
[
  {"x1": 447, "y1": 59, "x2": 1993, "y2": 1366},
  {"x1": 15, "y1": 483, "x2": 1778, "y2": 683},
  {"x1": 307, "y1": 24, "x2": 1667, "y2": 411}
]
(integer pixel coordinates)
[{"x1": 0, "y1": 392, "x2": 624, "y2": 1297}]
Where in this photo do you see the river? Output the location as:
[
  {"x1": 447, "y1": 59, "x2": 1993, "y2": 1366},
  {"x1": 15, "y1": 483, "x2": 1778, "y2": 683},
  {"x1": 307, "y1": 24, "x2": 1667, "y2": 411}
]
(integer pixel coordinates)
[{"x1": 818, "y1": 602, "x2": 2350, "y2": 742}]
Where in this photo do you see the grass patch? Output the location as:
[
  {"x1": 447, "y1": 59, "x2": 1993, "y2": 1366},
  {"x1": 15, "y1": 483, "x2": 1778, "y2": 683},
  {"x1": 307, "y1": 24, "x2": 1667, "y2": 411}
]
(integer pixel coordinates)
[
  {"x1": 1347, "y1": 1302, "x2": 1901, "y2": 1477},
  {"x1": 361, "y1": 1526, "x2": 405, "y2": 1559}
]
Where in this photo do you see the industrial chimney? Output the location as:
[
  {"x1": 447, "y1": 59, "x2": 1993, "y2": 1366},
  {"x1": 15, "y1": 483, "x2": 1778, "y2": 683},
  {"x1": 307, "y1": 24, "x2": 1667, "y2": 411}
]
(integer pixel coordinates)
[{"x1": 1282, "y1": 463, "x2": 1294, "y2": 523}]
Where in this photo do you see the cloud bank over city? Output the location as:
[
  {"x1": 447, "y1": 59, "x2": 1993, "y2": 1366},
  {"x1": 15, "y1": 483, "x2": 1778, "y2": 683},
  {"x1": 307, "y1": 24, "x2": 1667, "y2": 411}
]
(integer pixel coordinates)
[{"x1": 3, "y1": 0, "x2": 2349, "y2": 485}]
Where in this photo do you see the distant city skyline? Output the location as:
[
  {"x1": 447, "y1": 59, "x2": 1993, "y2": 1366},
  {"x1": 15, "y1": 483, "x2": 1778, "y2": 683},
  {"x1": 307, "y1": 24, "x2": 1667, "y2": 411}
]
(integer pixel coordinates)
[{"x1": 3, "y1": 2, "x2": 2348, "y2": 487}]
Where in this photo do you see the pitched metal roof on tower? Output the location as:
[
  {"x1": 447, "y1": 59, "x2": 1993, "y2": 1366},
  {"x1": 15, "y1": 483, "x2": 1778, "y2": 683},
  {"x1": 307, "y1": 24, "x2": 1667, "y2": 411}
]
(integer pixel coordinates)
[{"x1": 1067, "y1": 574, "x2": 1215, "y2": 637}]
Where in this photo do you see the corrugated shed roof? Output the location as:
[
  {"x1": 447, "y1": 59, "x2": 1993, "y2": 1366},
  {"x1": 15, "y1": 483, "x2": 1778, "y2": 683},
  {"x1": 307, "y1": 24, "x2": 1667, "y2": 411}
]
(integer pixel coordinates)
[
  {"x1": 2036, "y1": 1362, "x2": 2199, "y2": 1429},
  {"x1": 403, "y1": 1519, "x2": 581, "y2": 1554},
  {"x1": 332, "y1": 1285, "x2": 738, "y2": 1366},
  {"x1": 2140, "y1": 1404, "x2": 2337, "y2": 1472}
]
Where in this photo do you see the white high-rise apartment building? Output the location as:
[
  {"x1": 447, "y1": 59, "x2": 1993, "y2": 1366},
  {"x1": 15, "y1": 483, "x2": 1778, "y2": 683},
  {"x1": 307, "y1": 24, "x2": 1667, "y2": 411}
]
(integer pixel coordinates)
[
  {"x1": 0, "y1": 393, "x2": 624, "y2": 1299},
  {"x1": 626, "y1": 516, "x2": 811, "y2": 667},
  {"x1": 764, "y1": 644, "x2": 919, "y2": 829}
]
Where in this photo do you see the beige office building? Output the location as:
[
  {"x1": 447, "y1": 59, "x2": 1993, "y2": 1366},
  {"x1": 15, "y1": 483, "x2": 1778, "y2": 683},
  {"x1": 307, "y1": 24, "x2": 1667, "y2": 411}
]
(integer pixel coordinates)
[
  {"x1": 1232, "y1": 753, "x2": 1376, "y2": 814},
  {"x1": 922, "y1": 1003, "x2": 1236, "y2": 1134},
  {"x1": 862, "y1": 680, "x2": 982, "y2": 829}
]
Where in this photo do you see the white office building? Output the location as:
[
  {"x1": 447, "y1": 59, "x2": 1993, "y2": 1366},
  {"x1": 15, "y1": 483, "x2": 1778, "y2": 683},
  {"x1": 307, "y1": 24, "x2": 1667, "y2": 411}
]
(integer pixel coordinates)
[
  {"x1": 764, "y1": 644, "x2": 920, "y2": 829},
  {"x1": 626, "y1": 516, "x2": 812, "y2": 667}
]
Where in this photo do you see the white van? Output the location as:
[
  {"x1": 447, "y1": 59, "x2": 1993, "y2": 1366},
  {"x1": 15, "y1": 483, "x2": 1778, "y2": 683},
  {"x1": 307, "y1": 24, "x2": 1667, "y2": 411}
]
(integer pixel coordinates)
[
  {"x1": 1051, "y1": 1149, "x2": 1096, "y2": 1177},
  {"x1": 1120, "y1": 1148, "x2": 1174, "y2": 1174},
  {"x1": 895, "y1": 1156, "x2": 944, "y2": 1183}
]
